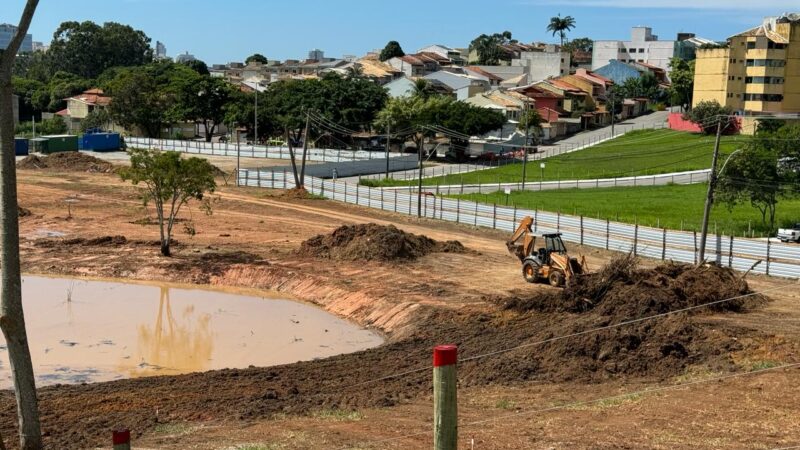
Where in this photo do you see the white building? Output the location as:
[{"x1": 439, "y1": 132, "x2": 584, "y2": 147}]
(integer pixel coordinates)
[
  {"x1": 512, "y1": 45, "x2": 571, "y2": 82},
  {"x1": 155, "y1": 41, "x2": 168, "y2": 60},
  {"x1": 592, "y1": 27, "x2": 678, "y2": 73},
  {"x1": 308, "y1": 49, "x2": 324, "y2": 61},
  {"x1": 0, "y1": 23, "x2": 32, "y2": 53},
  {"x1": 175, "y1": 51, "x2": 197, "y2": 63},
  {"x1": 417, "y1": 44, "x2": 466, "y2": 65}
]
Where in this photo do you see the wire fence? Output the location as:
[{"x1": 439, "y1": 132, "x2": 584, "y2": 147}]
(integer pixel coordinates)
[
  {"x1": 237, "y1": 170, "x2": 800, "y2": 279},
  {"x1": 125, "y1": 136, "x2": 402, "y2": 162}
]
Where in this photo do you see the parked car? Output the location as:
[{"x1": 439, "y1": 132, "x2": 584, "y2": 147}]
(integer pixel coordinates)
[{"x1": 777, "y1": 224, "x2": 800, "y2": 243}]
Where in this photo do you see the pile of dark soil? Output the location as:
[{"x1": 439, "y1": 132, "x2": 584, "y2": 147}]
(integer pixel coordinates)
[
  {"x1": 35, "y1": 235, "x2": 129, "y2": 248},
  {"x1": 17, "y1": 152, "x2": 115, "y2": 173},
  {"x1": 298, "y1": 223, "x2": 466, "y2": 262}
]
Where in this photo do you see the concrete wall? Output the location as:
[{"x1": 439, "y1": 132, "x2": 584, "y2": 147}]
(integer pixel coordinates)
[
  {"x1": 692, "y1": 48, "x2": 731, "y2": 108},
  {"x1": 513, "y1": 51, "x2": 570, "y2": 82},
  {"x1": 593, "y1": 28, "x2": 677, "y2": 72}
]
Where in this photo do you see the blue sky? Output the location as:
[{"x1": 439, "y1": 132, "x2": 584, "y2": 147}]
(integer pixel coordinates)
[{"x1": 5, "y1": 0, "x2": 799, "y2": 64}]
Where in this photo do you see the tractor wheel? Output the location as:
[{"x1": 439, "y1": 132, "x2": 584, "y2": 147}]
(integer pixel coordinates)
[
  {"x1": 522, "y1": 262, "x2": 540, "y2": 283},
  {"x1": 549, "y1": 270, "x2": 565, "y2": 287}
]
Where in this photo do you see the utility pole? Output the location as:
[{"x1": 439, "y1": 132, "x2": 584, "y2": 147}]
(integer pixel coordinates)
[
  {"x1": 417, "y1": 132, "x2": 424, "y2": 217},
  {"x1": 610, "y1": 90, "x2": 615, "y2": 137},
  {"x1": 235, "y1": 122, "x2": 240, "y2": 186},
  {"x1": 385, "y1": 123, "x2": 391, "y2": 179},
  {"x1": 698, "y1": 117, "x2": 724, "y2": 263},
  {"x1": 254, "y1": 88, "x2": 258, "y2": 145},
  {"x1": 299, "y1": 111, "x2": 310, "y2": 186},
  {"x1": 521, "y1": 101, "x2": 530, "y2": 190}
]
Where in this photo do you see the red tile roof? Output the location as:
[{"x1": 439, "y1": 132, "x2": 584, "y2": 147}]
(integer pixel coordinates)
[
  {"x1": 548, "y1": 79, "x2": 585, "y2": 93},
  {"x1": 465, "y1": 66, "x2": 504, "y2": 82},
  {"x1": 67, "y1": 89, "x2": 112, "y2": 107}
]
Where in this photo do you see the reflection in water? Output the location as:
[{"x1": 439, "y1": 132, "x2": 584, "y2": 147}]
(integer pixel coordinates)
[{"x1": 124, "y1": 287, "x2": 214, "y2": 377}]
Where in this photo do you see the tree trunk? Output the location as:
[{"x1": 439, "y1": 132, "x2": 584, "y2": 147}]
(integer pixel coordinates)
[{"x1": 0, "y1": 2, "x2": 42, "y2": 448}]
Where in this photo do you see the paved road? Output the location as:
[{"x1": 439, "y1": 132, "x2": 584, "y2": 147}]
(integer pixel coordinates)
[{"x1": 380, "y1": 169, "x2": 711, "y2": 195}]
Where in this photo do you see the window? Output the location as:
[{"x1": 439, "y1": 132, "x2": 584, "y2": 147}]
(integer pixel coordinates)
[
  {"x1": 638, "y1": 48, "x2": 645, "y2": 53},
  {"x1": 767, "y1": 41, "x2": 786, "y2": 50},
  {"x1": 745, "y1": 76, "x2": 785, "y2": 84},
  {"x1": 747, "y1": 42, "x2": 756, "y2": 49},
  {"x1": 743, "y1": 93, "x2": 784, "y2": 102},
  {"x1": 638, "y1": 59, "x2": 644, "y2": 63},
  {"x1": 746, "y1": 59, "x2": 786, "y2": 67}
]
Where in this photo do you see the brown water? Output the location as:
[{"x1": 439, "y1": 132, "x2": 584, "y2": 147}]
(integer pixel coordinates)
[{"x1": 0, "y1": 276, "x2": 383, "y2": 388}]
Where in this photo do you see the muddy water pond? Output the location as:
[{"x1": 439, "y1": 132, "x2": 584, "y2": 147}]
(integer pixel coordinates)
[{"x1": 0, "y1": 276, "x2": 384, "y2": 388}]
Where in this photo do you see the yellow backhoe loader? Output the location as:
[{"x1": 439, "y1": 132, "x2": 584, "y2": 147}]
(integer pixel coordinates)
[{"x1": 506, "y1": 216, "x2": 587, "y2": 287}]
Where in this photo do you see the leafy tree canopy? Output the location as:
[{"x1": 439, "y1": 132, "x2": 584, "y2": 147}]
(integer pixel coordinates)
[
  {"x1": 469, "y1": 31, "x2": 515, "y2": 65},
  {"x1": 245, "y1": 53, "x2": 268, "y2": 65},
  {"x1": 181, "y1": 59, "x2": 209, "y2": 75},
  {"x1": 684, "y1": 100, "x2": 733, "y2": 134},
  {"x1": 379, "y1": 41, "x2": 405, "y2": 62}
]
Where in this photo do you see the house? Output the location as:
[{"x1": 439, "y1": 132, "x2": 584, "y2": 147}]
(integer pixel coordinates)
[
  {"x1": 418, "y1": 45, "x2": 466, "y2": 65},
  {"x1": 344, "y1": 57, "x2": 402, "y2": 85},
  {"x1": 58, "y1": 89, "x2": 113, "y2": 133},
  {"x1": 424, "y1": 71, "x2": 489, "y2": 100},
  {"x1": 464, "y1": 66, "x2": 504, "y2": 87},
  {"x1": 470, "y1": 65, "x2": 527, "y2": 82},
  {"x1": 511, "y1": 45, "x2": 571, "y2": 81},
  {"x1": 593, "y1": 27, "x2": 687, "y2": 73},
  {"x1": 692, "y1": 13, "x2": 800, "y2": 131},
  {"x1": 500, "y1": 73, "x2": 529, "y2": 88},
  {"x1": 536, "y1": 79, "x2": 594, "y2": 115},
  {"x1": 385, "y1": 77, "x2": 417, "y2": 98},
  {"x1": 386, "y1": 53, "x2": 444, "y2": 77},
  {"x1": 593, "y1": 59, "x2": 645, "y2": 85}
]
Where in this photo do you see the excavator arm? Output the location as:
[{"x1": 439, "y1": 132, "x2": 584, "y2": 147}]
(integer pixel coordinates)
[{"x1": 506, "y1": 216, "x2": 535, "y2": 262}]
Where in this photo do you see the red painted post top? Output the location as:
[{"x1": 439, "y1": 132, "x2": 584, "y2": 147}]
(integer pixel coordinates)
[
  {"x1": 112, "y1": 429, "x2": 131, "y2": 445},
  {"x1": 433, "y1": 345, "x2": 458, "y2": 367}
]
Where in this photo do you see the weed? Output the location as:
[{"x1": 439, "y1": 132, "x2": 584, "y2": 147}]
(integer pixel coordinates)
[
  {"x1": 313, "y1": 408, "x2": 363, "y2": 422},
  {"x1": 153, "y1": 422, "x2": 194, "y2": 435},
  {"x1": 495, "y1": 398, "x2": 515, "y2": 410},
  {"x1": 750, "y1": 360, "x2": 781, "y2": 371}
]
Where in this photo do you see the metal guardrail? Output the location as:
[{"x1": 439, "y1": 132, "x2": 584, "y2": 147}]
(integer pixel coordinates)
[
  {"x1": 237, "y1": 170, "x2": 800, "y2": 279},
  {"x1": 125, "y1": 137, "x2": 401, "y2": 162}
]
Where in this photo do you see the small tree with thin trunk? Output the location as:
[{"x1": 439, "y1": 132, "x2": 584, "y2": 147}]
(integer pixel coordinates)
[
  {"x1": 0, "y1": 1, "x2": 43, "y2": 449},
  {"x1": 120, "y1": 149, "x2": 216, "y2": 256}
]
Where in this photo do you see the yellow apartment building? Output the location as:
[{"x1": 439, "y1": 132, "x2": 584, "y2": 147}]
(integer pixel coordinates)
[{"x1": 693, "y1": 13, "x2": 800, "y2": 132}]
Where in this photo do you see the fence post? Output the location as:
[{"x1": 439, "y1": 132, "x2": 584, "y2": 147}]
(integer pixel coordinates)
[
  {"x1": 693, "y1": 231, "x2": 698, "y2": 264},
  {"x1": 345, "y1": 182, "x2": 348, "y2": 204},
  {"x1": 513, "y1": 205, "x2": 517, "y2": 227},
  {"x1": 380, "y1": 188, "x2": 384, "y2": 211},
  {"x1": 456, "y1": 198, "x2": 460, "y2": 223},
  {"x1": 580, "y1": 216, "x2": 584, "y2": 246},
  {"x1": 766, "y1": 240, "x2": 771, "y2": 276},
  {"x1": 257, "y1": 169, "x2": 262, "y2": 188},
  {"x1": 356, "y1": 184, "x2": 360, "y2": 205},
  {"x1": 728, "y1": 236, "x2": 734, "y2": 268},
  {"x1": 606, "y1": 219, "x2": 610, "y2": 250},
  {"x1": 662, "y1": 229, "x2": 667, "y2": 260},
  {"x1": 433, "y1": 345, "x2": 458, "y2": 450},
  {"x1": 113, "y1": 429, "x2": 131, "y2": 450},
  {"x1": 534, "y1": 209, "x2": 538, "y2": 232},
  {"x1": 474, "y1": 202, "x2": 478, "y2": 226},
  {"x1": 634, "y1": 224, "x2": 639, "y2": 256},
  {"x1": 394, "y1": 190, "x2": 398, "y2": 213},
  {"x1": 492, "y1": 203, "x2": 497, "y2": 229},
  {"x1": 271, "y1": 170, "x2": 275, "y2": 189},
  {"x1": 557, "y1": 211, "x2": 560, "y2": 232}
]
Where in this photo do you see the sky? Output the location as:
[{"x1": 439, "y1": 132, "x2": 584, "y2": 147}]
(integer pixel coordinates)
[{"x1": 4, "y1": 0, "x2": 800, "y2": 64}]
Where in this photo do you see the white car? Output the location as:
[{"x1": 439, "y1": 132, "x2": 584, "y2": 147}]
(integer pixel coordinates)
[{"x1": 777, "y1": 224, "x2": 800, "y2": 243}]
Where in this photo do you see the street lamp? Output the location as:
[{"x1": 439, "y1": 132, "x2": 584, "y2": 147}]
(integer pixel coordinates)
[{"x1": 540, "y1": 162, "x2": 546, "y2": 190}]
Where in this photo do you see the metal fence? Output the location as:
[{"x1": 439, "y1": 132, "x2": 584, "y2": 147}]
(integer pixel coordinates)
[
  {"x1": 125, "y1": 137, "x2": 401, "y2": 162},
  {"x1": 237, "y1": 170, "x2": 800, "y2": 279},
  {"x1": 380, "y1": 169, "x2": 712, "y2": 195}
]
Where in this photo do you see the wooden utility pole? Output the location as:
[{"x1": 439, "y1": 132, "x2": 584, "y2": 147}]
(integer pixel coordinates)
[
  {"x1": 384, "y1": 123, "x2": 391, "y2": 179},
  {"x1": 433, "y1": 345, "x2": 458, "y2": 450},
  {"x1": 299, "y1": 112, "x2": 311, "y2": 186},
  {"x1": 699, "y1": 117, "x2": 724, "y2": 263},
  {"x1": 285, "y1": 129, "x2": 301, "y2": 188},
  {"x1": 521, "y1": 101, "x2": 530, "y2": 190}
]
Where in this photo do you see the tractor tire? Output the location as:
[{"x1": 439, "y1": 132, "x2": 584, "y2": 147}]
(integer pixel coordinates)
[
  {"x1": 549, "y1": 270, "x2": 565, "y2": 287},
  {"x1": 522, "y1": 261, "x2": 540, "y2": 284}
]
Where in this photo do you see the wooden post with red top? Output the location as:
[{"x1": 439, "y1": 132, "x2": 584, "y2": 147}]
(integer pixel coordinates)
[
  {"x1": 433, "y1": 345, "x2": 458, "y2": 450},
  {"x1": 113, "y1": 429, "x2": 131, "y2": 450}
]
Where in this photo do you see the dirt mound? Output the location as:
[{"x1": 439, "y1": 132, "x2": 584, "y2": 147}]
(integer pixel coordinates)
[
  {"x1": 17, "y1": 152, "x2": 115, "y2": 173},
  {"x1": 298, "y1": 224, "x2": 467, "y2": 262},
  {"x1": 494, "y1": 255, "x2": 760, "y2": 317},
  {"x1": 35, "y1": 235, "x2": 128, "y2": 248}
]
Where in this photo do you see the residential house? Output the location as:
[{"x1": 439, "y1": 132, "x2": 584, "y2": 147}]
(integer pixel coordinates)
[
  {"x1": 58, "y1": 89, "x2": 113, "y2": 133},
  {"x1": 471, "y1": 65, "x2": 526, "y2": 82},
  {"x1": 593, "y1": 59, "x2": 646, "y2": 85},
  {"x1": 424, "y1": 71, "x2": 489, "y2": 100},
  {"x1": 418, "y1": 45, "x2": 467, "y2": 65},
  {"x1": 593, "y1": 27, "x2": 687, "y2": 73},
  {"x1": 500, "y1": 73, "x2": 529, "y2": 88},
  {"x1": 536, "y1": 80, "x2": 594, "y2": 115},
  {"x1": 387, "y1": 53, "x2": 445, "y2": 77},
  {"x1": 692, "y1": 13, "x2": 800, "y2": 131},
  {"x1": 468, "y1": 42, "x2": 541, "y2": 66},
  {"x1": 511, "y1": 45, "x2": 571, "y2": 81},
  {"x1": 511, "y1": 85, "x2": 568, "y2": 139},
  {"x1": 559, "y1": 72, "x2": 612, "y2": 125},
  {"x1": 572, "y1": 50, "x2": 593, "y2": 69},
  {"x1": 344, "y1": 57, "x2": 402, "y2": 85},
  {"x1": 385, "y1": 77, "x2": 417, "y2": 98},
  {"x1": 464, "y1": 66, "x2": 504, "y2": 87}
]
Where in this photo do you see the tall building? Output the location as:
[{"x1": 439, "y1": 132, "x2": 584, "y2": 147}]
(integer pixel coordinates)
[
  {"x1": 175, "y1": 51, "x2": 197, "y2": 63},
  {"x1": 593, "y1": 27, "x2": 681, "y2": 73},
  {"x1": 155, "y1": 41, "x2": 167, "y2": 60},
  {"x1": 308, "y1": 49, "x2": 324, "y2": 61},
  {"x1": 692, "y1": 13, "x2": 800, "y2": 124},
  {"x1": 0, "y1": 23, "x2": 33, "y2": 53}
]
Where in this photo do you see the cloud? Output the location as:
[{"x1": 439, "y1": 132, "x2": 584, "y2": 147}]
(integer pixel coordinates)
[{"x1": 530, "y1": 0, "x2": 799, "y2": 10}]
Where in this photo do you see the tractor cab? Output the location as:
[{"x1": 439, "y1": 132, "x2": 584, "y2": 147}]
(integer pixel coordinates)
[{"x1": 534, "y1": 233, "x2": 567, "y2": 265}]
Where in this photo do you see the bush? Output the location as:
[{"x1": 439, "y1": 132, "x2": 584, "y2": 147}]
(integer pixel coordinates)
[{"x1": 683, "y1": 100, "x2": 733, "y2": 134}]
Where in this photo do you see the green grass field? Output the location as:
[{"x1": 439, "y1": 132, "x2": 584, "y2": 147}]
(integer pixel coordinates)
[
  {"x1": 452, "y1": 183, "x2": 800, "y2": 237},
  {"x1": 363, "y1": 129, "x2": 744, "y2": 188}
]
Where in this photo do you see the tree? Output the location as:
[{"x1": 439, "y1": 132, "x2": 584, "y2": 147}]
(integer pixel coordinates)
[
  {"x1": 469, "y1": 32, "x2": 514, "y2": 65},
  {"x1": 120, "y1": 149, "x2": 216, "y2": 256},
  {"x1": 171, "y1": 74, "x2": 232, "y2": 141},
  {"x1": 684, "y1": 100, "x2": 733, "y2": 134},
  {"x1": 48, "y1": 20, "x2": 153, "y2": 79},
  {"x1": 716, "y1": 126, "x2": 800, "y2": 231},
  {"x1": 38, "y1": 115, "x2": 68, "y2": 135},
  {"x1": 379, "y1": 41, "x2": 405, "y2": 62},
  {"x1": 517, "y1": 108, "x2": 544, "y2": 142},
  {"x1": 562, "y1": 37, "x2": 592, "y2": 67},
  {"x1": 547, "y1": 14, "x2": 576, "y2": 46},
  {"x1": 668, "y1": 58, "x2": 694, "y2": 111},
  {"x1": 245, "y1": 53, "x2": 268, "y2": 65},
  {"x1": 107, "y1": 67, "x2": 169, "y2": 138},
  {"x1": 80, "y1": 108, "x2": 110, "y2": 132},
  {"x1": 411, "y1": 78, "x2": 436, "y2": 99},
  {"x1": 181, "y1": 59, "x2": 209, "y2": 75},
  {"x1": 0, "y1": 1, "x2": 43, "y2": 448}
]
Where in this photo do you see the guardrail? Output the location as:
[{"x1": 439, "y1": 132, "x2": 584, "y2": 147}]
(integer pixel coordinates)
[
  {"x1": 238, "y1": 169, "x2": 800, "y2": 279},
  {"x1": 125, "y1": 137, "x2": 401, "y2": 162}
]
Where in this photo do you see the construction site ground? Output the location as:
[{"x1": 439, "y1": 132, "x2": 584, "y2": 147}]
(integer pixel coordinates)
[{"x1": 1, "y1": 160, "x2": 799, "y2": 449}]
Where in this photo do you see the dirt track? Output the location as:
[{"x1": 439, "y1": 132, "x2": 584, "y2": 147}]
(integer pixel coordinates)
[{"x1": 1, "y1": 167, "x2": 798, "y2": 449}]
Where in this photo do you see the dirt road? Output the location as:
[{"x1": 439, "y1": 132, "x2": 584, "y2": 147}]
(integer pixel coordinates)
[{"x1": 0, "y1": 166, "x2": 797, "y2": 449}]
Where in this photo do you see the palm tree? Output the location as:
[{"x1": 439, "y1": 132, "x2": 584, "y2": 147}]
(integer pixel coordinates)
[
  {"x1": 547, "y1": 14, "x2": 576, "y2": 47},
  {"x1": 412, "y1": 78, "x2": 436, "y2": 99}
]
